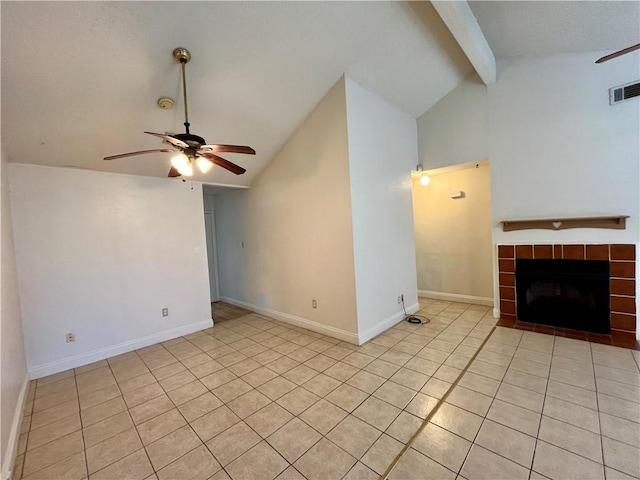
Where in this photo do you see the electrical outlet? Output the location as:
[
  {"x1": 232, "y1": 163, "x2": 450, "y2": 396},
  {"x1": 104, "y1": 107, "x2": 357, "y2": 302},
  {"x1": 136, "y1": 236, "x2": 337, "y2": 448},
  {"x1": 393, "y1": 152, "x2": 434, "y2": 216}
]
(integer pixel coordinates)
[
  {"x1": 66, "y1": 333, "x2": 75, "y2": 343},
  {"x1": 162, "y1": 308, "x2": 169, "y2": 317},
  {"x1": 312, "y1": 299, "x2": 317, "y2": 309},
  {"x1": 397, "y1": 296, "x2": 402, "y2": 304}
]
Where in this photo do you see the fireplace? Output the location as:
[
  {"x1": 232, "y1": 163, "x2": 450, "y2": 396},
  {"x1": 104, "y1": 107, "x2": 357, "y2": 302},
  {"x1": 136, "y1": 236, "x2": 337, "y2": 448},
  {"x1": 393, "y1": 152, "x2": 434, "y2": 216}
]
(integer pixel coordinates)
[
  {"x1": 515, "y1": 258, "x2": 610, "y2": 333},
  {"x1": 497, "y1": 244, "x2": 637, "y2": 346}
]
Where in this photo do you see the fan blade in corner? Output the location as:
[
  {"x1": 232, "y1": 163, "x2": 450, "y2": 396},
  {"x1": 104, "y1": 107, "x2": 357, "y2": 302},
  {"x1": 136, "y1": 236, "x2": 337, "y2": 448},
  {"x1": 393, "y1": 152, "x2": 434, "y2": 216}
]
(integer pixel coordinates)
[
  {"x1": 595, "y1": 43, "x2": 640, "y2": 63},
  {"x1": 104, "y1": 149, "x2": 175, "y2": 160},
  {"x1": 144, "y1": 132, "x2": 189, "y2": 149},
  {"x1": 201, "y1": 153, "x2": 246, "y2": 175},
  {"x1": 168, "y1": 167, "x2": 181, "y2": 178},
  {"x1": 198, "y1": 144, "x2": 256, "y2": 155}
]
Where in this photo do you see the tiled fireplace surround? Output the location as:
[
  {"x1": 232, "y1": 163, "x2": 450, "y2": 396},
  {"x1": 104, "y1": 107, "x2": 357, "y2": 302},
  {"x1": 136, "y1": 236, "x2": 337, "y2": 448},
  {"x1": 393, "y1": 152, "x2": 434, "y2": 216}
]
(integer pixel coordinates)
[{"x1": 497, "y1": 243, "x2": 638, "y2": 349}]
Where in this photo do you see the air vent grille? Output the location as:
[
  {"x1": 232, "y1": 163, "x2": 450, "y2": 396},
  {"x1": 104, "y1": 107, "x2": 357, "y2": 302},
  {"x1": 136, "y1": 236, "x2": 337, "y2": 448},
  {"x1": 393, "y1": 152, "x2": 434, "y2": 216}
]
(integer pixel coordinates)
[{"x1": 610, "y1": 80, "x2": 640, "y2": 105}]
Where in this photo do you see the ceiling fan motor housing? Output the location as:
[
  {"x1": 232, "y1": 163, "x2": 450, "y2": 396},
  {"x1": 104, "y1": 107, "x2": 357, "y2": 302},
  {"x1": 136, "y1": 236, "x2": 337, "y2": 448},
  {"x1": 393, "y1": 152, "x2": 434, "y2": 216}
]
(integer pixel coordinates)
[{"x1": 174, "y1": 133, "x2": 206, "y2": 149}]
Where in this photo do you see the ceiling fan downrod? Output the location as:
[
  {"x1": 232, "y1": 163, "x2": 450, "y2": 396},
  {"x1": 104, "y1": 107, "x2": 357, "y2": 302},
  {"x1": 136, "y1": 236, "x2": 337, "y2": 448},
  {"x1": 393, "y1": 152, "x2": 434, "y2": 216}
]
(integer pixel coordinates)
[{"x1": 173, "y1": 47, "x2": 192, "y2": 134}]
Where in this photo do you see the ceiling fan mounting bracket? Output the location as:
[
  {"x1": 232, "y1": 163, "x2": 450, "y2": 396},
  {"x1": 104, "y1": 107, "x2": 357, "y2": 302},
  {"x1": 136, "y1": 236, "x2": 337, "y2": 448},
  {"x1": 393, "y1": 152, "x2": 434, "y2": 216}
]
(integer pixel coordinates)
[{"x1": 173, "y1": 47, "x2": 191, "y2": 64}]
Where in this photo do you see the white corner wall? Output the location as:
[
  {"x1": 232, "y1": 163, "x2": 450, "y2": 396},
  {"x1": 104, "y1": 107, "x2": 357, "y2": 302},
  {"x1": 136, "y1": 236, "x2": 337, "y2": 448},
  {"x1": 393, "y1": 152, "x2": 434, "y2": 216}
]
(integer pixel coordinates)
[
  {"x1": 490, "y1": 52, "x2": 639, "y2": 245},
  {"x1": 215, "y1": 77, "x2": 359, "y2": 341},
  {"x1": 417, "y1": 51, "x2": 640, "y2": 333},
  {"x1": 1, "y1": 148, "x2": 29, "y2": 480},
  {"x1": 417, "y1": 72, "x2": 489, "y2": 170},
  {"x1": 412, "y1": 163, "x2": 493, "y2": 303},
  {"x1": 344, "y1": 77, "x2": 419, "y2": 343},
  {"x1": 9, "y1": 165, "x2": 212, "y2": 378}
]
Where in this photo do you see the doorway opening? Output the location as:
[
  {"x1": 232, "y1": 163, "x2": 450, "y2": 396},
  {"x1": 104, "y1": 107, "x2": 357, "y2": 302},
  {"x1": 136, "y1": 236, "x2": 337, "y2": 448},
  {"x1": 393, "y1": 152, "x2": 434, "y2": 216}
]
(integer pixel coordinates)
[{"x1": 411, "y1": 160, "x2": 494, "y2": 307}]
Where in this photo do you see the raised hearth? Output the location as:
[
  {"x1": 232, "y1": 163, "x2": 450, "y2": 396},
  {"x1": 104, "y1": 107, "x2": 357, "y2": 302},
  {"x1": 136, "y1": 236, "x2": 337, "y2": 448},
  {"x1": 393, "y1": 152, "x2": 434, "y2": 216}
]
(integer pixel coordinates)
[{"x1": 498, "y1": 244, "x2": 637, "y2": 348}]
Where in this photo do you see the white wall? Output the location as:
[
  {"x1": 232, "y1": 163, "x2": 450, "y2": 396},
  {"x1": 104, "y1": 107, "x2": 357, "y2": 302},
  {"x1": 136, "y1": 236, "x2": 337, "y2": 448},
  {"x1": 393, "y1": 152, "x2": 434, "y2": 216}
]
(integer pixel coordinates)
[
  {"x1": 417, "y1": 51, "x2": 640, "y2": 330},
  {"x1": 417, "y1": 73, "x2": 488, "y2": 170},
  {"x1": 412, "y1": 162, "x2": 493, "y2": 302},
  {"x1": 9, "y1": 165, "x2": 212, "y2": 377},
  {"x1": 344, "y1": 78, "x2": 419, "y2": 342},
  {"x1": 1, "y1": 148, "x2": 29, "y2": 480},
  {"x1": 215, "y1": 78, "x2": 360, "y2": 341},
  {"x1": 489, "y1": 53, "x2": 639, "y2": 245}
]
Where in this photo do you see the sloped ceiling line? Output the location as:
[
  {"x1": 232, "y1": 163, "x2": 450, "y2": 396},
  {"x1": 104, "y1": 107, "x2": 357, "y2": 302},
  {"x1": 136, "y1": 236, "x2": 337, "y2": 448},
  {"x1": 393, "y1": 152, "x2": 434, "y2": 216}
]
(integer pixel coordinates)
[{"x1": 431, "y1": 0, "x2": 496, "y2": 85}]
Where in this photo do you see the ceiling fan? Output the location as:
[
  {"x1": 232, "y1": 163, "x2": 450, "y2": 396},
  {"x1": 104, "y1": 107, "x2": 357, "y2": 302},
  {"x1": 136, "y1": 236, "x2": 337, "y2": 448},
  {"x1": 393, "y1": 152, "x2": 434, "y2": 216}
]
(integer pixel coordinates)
[
  {"x1": 595, "y1": 43, "x2": 640, "y2": 63},
  {"x1": 104, "y1": 47, "x2": 255, "y2": 177}
]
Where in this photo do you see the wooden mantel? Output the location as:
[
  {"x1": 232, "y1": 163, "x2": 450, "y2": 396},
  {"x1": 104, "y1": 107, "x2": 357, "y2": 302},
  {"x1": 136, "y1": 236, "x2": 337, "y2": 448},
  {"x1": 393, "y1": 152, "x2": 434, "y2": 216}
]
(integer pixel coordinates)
[{"x1": 500, "y1": 215, "x2": 629, "y2": 232}]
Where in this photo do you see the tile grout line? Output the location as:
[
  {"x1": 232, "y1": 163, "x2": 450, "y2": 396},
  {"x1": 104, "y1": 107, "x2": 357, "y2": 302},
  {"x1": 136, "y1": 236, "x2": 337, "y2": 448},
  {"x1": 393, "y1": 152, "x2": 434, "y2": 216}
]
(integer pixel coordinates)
[
  {"x1": 457, "y1": 329, "x2": 530, "y2": 476},
  {"x1": 529, "y1": 331, "x2": 555, "y2": 479},
  {"x1": 592, "y1": 342, "x2": 607, "y2": 478},
  {"x1": 105, "y1": 351, "x2": 156, "y2": 479},
  {"x1": 75, "y1": 367, "x2": 90, "y2": 480},
  {"x1": 350, "y1": 302, "x2": 487, "y2": 476},
  {"x1": 379, "y1": 325, "x2": 497, "y2": 480}
]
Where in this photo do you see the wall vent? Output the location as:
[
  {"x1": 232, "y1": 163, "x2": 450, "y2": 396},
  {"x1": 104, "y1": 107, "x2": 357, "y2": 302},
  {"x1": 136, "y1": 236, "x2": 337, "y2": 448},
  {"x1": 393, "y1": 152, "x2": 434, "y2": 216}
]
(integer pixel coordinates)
[{"x1": 609, "y1": 80, "x2": 640, "y2": 105}]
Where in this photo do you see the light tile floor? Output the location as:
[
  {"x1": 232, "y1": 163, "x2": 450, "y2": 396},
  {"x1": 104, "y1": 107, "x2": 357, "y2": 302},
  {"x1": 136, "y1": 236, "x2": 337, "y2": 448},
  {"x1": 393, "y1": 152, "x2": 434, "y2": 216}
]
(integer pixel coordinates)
[{"x1": 13, "y1": 300, "x2": 640, "y2": 480}]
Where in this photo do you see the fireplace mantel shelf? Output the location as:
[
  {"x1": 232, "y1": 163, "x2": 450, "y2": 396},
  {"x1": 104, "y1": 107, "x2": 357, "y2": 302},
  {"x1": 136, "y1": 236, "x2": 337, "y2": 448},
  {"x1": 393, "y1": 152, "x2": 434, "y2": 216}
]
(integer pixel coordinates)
[{"x1": 501, "y1": 215, "x2": 629, "y2": 232}]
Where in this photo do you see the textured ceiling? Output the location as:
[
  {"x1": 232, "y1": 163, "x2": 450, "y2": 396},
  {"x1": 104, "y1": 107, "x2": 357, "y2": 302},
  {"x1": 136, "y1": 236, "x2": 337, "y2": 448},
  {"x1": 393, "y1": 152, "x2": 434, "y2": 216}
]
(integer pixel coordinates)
[
  {"x1": 1, "y1": 1, "x2": 472, "y2": 186},
  {"x1": 469, "y1": 1, "x2": 640, "y2": 59},
  {"x1": 6, "y1": 2, "x2": 635, "y2": 187}
]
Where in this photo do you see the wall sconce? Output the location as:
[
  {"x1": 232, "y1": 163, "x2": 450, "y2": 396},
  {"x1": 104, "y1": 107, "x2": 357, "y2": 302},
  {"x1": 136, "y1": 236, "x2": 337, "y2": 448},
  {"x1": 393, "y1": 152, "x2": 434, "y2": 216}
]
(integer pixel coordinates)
[{"x1": 415, "y1": 164, "x2": 430, "y2": 186}]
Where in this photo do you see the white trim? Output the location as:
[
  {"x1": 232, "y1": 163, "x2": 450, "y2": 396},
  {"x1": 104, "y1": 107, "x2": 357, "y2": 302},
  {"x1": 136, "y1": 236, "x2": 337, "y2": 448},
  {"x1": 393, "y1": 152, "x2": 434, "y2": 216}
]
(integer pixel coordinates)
[
  {"x1": 418, "y1": 290, "x2": 494, "y2": 307},
  {"x1": 220, "y1": 297, "x2": 359, "y2": 344},
  {"x1": 357, "y1": 303, "x2": 420, "y2": 345},
  {"x1": 28, "y1": 319, "x2": 213, "y2": 379},
  {"x1": 1, "y1": 374, "x2": 30, "y2": 480},
  {"x1": 493, "y1": 308, "x2": 500, "y2": 318}
]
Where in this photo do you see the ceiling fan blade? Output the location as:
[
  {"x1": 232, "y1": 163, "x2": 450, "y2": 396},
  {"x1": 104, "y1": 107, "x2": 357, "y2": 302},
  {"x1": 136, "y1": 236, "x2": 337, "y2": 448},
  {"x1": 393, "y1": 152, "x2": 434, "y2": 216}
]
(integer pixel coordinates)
[
  {"x1": 595, "y1": 43, "x2": 640, "y2": 63},
  {"x1": 168, "y1": 166, "x2": 181, "y2": 178},
  {"x1": 144, "y1": 131, "x2": 189, "y2": 149},
  {"x1": 201, "y1": 153, "x2": 246, "y2": 175},
  {"x1": 198, "y1": 144, "x2": 256, "y2": 155},
  {"x1": 104, "y1": 149, "x2": 175, "y2": 161}
]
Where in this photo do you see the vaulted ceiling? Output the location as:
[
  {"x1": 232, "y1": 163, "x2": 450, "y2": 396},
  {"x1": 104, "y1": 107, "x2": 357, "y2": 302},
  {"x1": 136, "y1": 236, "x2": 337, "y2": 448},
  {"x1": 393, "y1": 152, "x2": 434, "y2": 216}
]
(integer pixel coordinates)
[
  {"x1": 2, "y1": 1, "x2": 638, "y2": 187},
  {"x1": 1, "y1": 1, "x2": 471, "y2": 186},
  {"x1": 469, "y1": 1, "x2": 640, "y2": 59}
]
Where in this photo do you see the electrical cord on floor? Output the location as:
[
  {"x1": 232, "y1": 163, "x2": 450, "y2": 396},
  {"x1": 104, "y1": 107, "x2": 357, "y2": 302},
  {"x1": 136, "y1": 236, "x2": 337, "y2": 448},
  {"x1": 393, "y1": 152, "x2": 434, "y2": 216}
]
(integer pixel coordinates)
[{"x1": 402, "y1": 298, "x2": 430, "y2": 325}]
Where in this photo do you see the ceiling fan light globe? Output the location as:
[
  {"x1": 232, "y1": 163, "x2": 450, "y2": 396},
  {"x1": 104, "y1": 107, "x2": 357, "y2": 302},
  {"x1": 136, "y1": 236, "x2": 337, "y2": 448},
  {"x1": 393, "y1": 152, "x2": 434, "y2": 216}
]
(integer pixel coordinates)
[
  {"x1": 171, "y1": 153, "x2": 189, "y2": 170},
  {"x1": 178, "y1": 161, "x2": 193, "y2": 177},
  {"x1": 196, "y1": 157, "x2": 213, "y2": 173}
]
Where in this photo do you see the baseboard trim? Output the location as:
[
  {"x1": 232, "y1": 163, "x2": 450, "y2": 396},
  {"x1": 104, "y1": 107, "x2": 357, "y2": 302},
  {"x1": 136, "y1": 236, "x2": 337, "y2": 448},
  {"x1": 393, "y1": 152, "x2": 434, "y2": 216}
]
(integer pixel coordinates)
[
  {"x1": 1, "y1": 374, "x2": 30, "y2": 480},
  {"x1": 357, "y1": 302, "x2": 420, "y2": 345},
  {"x1": 220, "y1": 297, "x2": 359, "y2": 344},
  {"x1": 418, "y1": 290, "x2": 494, "y2": 307},
  {"x1": 493, "y1": 308, "x2": 500, "y2": 318},
  {"x1": 28, "y1": 319, "x2": 213, "y2": 379}
]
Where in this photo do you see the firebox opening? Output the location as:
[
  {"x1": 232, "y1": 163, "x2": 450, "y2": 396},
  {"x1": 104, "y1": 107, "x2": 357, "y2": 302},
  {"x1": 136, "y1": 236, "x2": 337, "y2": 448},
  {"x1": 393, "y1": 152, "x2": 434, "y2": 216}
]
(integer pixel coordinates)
[{"x1": 516, "y1": 259, "x2": 610, "y2": 334}]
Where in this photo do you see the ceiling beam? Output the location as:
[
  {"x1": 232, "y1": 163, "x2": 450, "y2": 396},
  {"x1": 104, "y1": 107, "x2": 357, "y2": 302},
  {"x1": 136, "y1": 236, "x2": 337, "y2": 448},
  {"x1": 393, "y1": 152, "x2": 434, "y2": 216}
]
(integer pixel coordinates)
[{"x1": 431, "y1": 1, "x2": 496, "y2": 85}]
